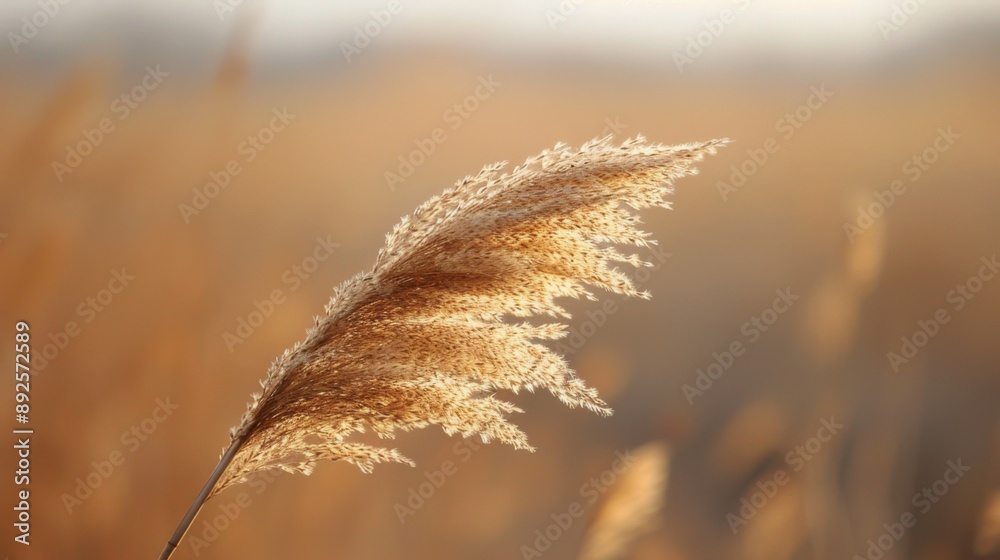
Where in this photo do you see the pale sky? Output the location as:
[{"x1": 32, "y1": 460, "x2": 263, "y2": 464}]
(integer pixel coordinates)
[{"x1": 2, "y1": 0, "x2": 997, "y2": 66}]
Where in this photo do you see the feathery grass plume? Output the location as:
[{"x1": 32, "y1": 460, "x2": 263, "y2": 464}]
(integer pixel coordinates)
[
  {"x1": 577, "y1": 442, "x2": 671, "y2": 560},
  {"x1": 159, "y1": 134, "x2": 725, "y2": 559}
]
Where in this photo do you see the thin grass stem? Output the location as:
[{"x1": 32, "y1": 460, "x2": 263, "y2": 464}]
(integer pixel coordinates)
[{"x1": 158, "y1": 438, "x2": 243, "y2": 560}]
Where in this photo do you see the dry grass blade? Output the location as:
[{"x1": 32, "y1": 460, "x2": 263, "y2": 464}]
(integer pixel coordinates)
[
  {"x1": 577, "y1": 442, "x2": 671, "y2": 560},
  {"x1": 159, "y1": 134, "x2": 725, "y2": 558}
]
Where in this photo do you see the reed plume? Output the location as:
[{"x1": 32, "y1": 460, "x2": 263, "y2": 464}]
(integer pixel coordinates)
[
  {"x1": 577, "y1": 442, "x2": 671, "y2": 560},
  {"x1": 159, "y1": 135, "x2": 725, "y2": 559}
]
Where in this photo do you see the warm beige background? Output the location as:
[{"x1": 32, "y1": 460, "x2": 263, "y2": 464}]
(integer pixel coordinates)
[{"x1": 2, "y1": 1, "x2": 1000, "y2": 559}]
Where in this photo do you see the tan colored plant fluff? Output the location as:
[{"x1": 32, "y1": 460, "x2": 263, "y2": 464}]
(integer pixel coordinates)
[
  {"x1": 212, "y1": 135, "x2": 725, "y2": 495},
  {"x1": 160, "y1": 135, "x2": 723, "y2": 558}
]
